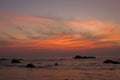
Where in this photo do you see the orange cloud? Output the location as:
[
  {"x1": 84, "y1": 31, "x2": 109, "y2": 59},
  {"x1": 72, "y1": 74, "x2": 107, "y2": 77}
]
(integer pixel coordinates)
[
  {"x1": 0, "y1": 35, "x2": 117, "y2": 51},
  {"x1": 0, "y1": 14, "x2": 120, "y2": 51}
]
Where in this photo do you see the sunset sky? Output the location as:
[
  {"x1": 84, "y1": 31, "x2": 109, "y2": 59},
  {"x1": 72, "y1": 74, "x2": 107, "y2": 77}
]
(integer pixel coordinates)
[{"x1": 0, "y1": 0, "x2": 120, "y2": 56}]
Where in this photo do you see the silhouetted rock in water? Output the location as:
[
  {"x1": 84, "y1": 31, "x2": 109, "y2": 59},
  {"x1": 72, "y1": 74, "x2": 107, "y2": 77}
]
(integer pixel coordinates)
[
  {"x1": 59, "y1": 59, "x2": 63, "y2": 61},
  {"x1": 26, "y1": 64, "x2": 35, "y2": 68},
  {"x1": 54, "y1": 63, "x2": 58, "y2": 66},
  {"x1": 0, "y1": 58, "x2": 7, "y2": 60},
  {"x1": 103, "y1": 60, "x2": 120, "y2": 64},
  {"x1": 73, "y1": 55, "x2": 96, "y2": 59},
  {"x1": 11, "y1": 59, "x2": 21, "y2": 63},
  {"x1": 103, "y1": 60, "x2": 113, "y2": 63},
  {"x1": 73, "y1": 55, "x2": 82, "y2": 59}
]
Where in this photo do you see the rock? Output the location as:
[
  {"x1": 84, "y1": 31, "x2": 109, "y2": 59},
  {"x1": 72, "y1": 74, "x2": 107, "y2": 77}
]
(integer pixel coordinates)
[
  {"x1": 103, "y1": 60, "x2": 113, "y2": 63},
  {"x1": 0, "y1": 58, "x2": 7, "y2": 60},
  {"x1": 103, "y1": 60, "x2": 120, "y2": 64},
  {"x1": 73, "y1": 55, "x2": 96, "y2": 59},
  {"x1": 112, "y1": 61, "x2": 120, "y2": 64},
  {"x1": 74, "y1": 55, "x2": 82, "y2": 59},
  {"x1": 11, "y1": 59, "x2": 21, "y2": 63},
  {"x1": 54, "y1": 63, "x2": 58, "y2": 66},
  {"x1": 26, "y1": 64, "x2": 35, "y2": 68},
  {"x1": 59, "y1": 59, "x2": 63, "y2": 61}
]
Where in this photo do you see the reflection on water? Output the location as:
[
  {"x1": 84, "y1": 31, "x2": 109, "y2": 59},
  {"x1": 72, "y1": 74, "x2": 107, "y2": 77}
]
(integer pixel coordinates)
[{"x1": 0, "y1": 56, "x2": 120, "y2": 80}]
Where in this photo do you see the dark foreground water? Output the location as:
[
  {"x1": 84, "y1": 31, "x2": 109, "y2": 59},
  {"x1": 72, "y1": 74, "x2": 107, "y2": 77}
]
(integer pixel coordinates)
[{"x1": 0, "y1": 56, "x2": 120, "y2": 80}]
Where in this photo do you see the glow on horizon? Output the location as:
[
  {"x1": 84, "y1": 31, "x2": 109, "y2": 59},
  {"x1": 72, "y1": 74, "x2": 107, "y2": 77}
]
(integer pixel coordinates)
[{"x1": 0, "y1": 14, "x2": 120, "y2": 51}]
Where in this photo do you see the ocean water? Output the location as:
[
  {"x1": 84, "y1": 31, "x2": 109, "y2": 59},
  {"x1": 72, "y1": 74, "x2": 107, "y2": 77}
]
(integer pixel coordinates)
[{"x1": 0, "y1": 56, "x2": 120, "y2": 80}]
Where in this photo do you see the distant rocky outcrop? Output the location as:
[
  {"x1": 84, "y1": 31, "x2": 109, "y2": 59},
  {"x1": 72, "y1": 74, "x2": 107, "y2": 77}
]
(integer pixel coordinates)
[
  {"x1": 11, "y1": 59, "x2": 21, "y2": 63},
  {"x1": 103, "y1": 60, "x2": 120, "y2": 64},
  {"x1": 73, "y1": 55, "x2": 96, "y2": 59},
  {"x1": 26, "y1": 64, "x2": 35, "y2": 68},
  {"x1": 54, "y1": 63, "x2": 58, "y2": 66},
  {"x1": 0, "y1": 58, "x2": 7, "y2": 60},
  {"x1": 59, "y1": 59, "x2": 63, "y2": 61}
]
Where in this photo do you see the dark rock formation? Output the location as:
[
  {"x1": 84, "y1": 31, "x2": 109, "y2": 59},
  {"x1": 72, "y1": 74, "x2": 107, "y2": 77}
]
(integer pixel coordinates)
[
  {"x1": 73, "y1": 55, "x2": 96, "y2": 59},
  {"x1": 11, "y1": 59, "x2": 21, "y2": 63},
  {"x1": 103, "y1": 60, "x2": 120, "y2": 64},
  {"x1": 0, "y1": 58, "x2": 7, "y2": 60},
  {"x1": 54, "y1": 63, "x2": 58, "y2": 66},
  {"x1": 26, "y1": 64, "x2": 35, "y2": 68},
  {"x1": 59, "y1": 59, "x2": 63, "y2": 61}
]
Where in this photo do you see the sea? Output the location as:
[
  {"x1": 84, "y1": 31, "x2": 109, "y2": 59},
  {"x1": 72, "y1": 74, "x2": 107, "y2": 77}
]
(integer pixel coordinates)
[{"x1": 0, "y1": 56, "x2": 120, "y2": 80}]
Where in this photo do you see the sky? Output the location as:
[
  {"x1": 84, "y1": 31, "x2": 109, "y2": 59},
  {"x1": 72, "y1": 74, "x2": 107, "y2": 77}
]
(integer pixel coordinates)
[{"x1": 0, "y1": 0, "x2": 120, "y2": 57}]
